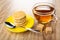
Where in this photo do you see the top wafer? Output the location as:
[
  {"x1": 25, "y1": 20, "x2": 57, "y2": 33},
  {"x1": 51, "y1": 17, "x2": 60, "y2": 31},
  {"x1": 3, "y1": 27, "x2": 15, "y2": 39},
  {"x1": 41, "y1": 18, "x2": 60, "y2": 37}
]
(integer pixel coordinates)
[{"x1": 12, "y1": 11, "x2": 26, "y2": 19}]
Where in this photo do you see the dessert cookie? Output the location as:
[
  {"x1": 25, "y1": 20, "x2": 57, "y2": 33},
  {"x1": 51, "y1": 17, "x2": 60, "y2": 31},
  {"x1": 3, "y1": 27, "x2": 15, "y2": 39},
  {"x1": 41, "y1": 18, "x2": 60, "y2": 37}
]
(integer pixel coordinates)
[{"x1": 12, "y1": 11, "x2": 26, "y2": 27}]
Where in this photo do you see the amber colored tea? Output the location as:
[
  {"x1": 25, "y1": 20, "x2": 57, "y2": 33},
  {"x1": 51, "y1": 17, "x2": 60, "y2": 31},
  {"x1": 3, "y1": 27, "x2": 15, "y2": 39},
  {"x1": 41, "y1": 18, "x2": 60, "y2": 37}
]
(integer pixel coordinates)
[{"x1": 33, "y1": 5, "x2": 54, "y2": 23}]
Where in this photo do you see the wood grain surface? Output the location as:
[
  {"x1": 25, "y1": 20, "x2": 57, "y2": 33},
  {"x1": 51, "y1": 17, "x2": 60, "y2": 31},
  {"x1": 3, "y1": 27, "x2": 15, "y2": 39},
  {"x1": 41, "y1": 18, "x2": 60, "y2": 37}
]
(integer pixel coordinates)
[{"x1": 0, "y1": 0, "x2": 60, "y2": 40}]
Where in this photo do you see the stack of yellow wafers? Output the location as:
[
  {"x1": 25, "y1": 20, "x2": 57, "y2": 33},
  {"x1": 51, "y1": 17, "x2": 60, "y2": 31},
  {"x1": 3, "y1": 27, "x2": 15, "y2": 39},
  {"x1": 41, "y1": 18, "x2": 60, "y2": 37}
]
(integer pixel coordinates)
[{"x1": 12, "y1": 11, "x2": 26, "y2": 27}]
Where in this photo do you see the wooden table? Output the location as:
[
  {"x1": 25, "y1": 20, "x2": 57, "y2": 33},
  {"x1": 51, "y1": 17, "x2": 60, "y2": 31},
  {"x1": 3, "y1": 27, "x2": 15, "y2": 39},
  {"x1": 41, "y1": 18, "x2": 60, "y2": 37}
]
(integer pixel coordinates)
[{"x1": 0, "y1": 0, "x2": 60, "y2": 40}]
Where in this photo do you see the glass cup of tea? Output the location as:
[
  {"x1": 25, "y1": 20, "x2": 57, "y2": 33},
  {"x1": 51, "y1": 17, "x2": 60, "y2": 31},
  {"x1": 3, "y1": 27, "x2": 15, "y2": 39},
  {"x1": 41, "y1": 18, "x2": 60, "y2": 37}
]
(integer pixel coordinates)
[{"x1": 32, "y1": 2, "x2": 57, "y2": 24}]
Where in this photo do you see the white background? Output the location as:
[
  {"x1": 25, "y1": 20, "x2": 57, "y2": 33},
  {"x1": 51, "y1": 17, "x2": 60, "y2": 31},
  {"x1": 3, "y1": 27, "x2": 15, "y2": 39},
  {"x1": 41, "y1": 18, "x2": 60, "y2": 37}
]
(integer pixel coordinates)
[{"x1": 10, "y1": 0, "x2": 54, "y2": 17}]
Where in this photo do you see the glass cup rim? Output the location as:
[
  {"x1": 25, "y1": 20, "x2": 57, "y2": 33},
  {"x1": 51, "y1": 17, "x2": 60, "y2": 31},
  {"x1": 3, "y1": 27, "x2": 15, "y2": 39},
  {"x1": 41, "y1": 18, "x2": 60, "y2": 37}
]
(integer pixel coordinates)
[
  {"x1": 32, "y1": 2, "x2": 55, "y2": 16},
  {"x1": 32, "y1": 2, "x2": 55, "y2": 8}
]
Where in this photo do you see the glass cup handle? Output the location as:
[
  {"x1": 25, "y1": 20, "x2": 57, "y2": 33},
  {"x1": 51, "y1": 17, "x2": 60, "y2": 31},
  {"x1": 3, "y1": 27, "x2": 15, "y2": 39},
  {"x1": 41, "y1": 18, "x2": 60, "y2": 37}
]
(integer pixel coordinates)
[
  {"x1": 53, "y1": 10, "x2": 58, "y2": 21},
  {"x1": 53, "y1": 14, "x2": 58, "y2": 21}
]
